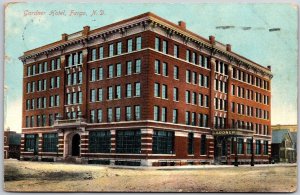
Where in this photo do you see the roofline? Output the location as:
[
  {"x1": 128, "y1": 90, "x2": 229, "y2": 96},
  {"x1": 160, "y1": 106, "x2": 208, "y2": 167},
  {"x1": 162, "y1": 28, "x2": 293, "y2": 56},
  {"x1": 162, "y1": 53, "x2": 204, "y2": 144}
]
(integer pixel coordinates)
[{"x1": 20, "y1": 12, "x2": 272, "y2": 73}]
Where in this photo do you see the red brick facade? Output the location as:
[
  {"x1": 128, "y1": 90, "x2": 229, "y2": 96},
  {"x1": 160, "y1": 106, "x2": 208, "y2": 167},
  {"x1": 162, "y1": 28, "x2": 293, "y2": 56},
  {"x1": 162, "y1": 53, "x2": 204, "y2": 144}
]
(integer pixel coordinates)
[{"x1": 19, "y1": 12, "x2": 272, "y2": 166}]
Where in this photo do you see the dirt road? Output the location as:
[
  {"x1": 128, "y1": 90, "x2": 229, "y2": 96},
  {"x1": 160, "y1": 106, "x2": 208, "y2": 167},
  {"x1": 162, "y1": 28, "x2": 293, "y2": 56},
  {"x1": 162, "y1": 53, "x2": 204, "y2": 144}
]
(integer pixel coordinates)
[{"x1": 4, "y1": 159, "x2": 297, "y2": 192}]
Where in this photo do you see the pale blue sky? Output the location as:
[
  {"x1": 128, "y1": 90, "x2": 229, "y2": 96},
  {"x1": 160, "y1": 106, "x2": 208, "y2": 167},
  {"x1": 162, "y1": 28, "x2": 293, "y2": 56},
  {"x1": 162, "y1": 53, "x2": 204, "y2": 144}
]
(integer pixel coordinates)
[{"x1": 4, "y1": 3, "x2": 298, "y2": 132}]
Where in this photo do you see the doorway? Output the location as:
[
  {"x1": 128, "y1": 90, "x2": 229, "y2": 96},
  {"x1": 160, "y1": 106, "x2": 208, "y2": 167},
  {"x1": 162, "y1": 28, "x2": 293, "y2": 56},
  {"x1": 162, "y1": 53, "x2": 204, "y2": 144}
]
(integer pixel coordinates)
[{"x1": 71, "y1": 134, "x2": 80, "y2": 156}]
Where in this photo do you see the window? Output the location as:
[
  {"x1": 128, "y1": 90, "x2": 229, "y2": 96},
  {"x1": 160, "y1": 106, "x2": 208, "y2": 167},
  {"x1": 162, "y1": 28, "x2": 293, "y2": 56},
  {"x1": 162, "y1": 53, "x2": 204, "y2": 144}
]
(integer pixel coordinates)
[
  {"x1": 108, "y1": 86, "x2": 113, "y2": 100},
  {"x1": 264, "y1": 141, "x2": 268, "y2": 155},
  {"x1": 161, "y1": 107, "x2": 167, "y2": 122},
  {"x1": 49, "y1": 114, "x2": 54, "y2": 126},
  {"x1": 98, "y1": 67, "x2": 103, "y2": 80},
  {"x1": 97, "y1": 109, "x2": 102, "y2": 123},
  {"x1": 99, "y1": 46, "x2": 104, "y2": 59},
  {"x1": 192, "y1": 52, "x2": 196, "y2": 64},
  {"x1": 135, "y1": 82, "x2": 141, "y2": 97},
  {"x1": 155, "y1": 37, "x2": 160, "y2": 51},
  {"x1": 109, "y1": 44, "x2": 114, "y2": 57},
  {"x1": 185, "y1": 90, "x2": 190, "y2": 103},
  {"x1": 125, "y1": 106, "x2": 131, "y2": 121},
  {"x1": 200, "y1": 135, "x2": 206, "y2": 155},
  {"x1": 154, "y1": 83, "x2": 160, "y2": 97},
  {"x1": 126, "y1": 83, "x2": 132, "y2": 98},
  {"x1": 162, "y1": 40, "x2": 168, "y2": 54},
  {"x1": 25, "y1": 134, "x2": 37, "y2": 152},
  {"x1": 98, "y1": 88, "x2": 103, "y2": 101},
  {"x1": 78, "y1": 71, "x2": 82, "y2": 84},
  {"x1": 115, "y1": 107, "x2": 121, "y2": 122},
  {"x1": 246, "y1": 139, "x2": 252, "y2": 154},
  {"x1": 186, "y1": 50, "x2": 190, "y2": 62},
  {"x1": 43, "y1": 133, "x2": 58, "y2": 152},
  {"x1": 134, "y1": 105, "x2": 141, "y2": 120},
  {"x1": 192, "y1": 72, "x2": 197, "y2": 84},
  {"x1": 155, "y1": 60, "x2": 160, "y2": 74},
  {"x1": 127, "y1": 39, "x2": 133, "y2": 52},
  {"x1": 256, "y1": 140, "x2": 261, "y2": 154},
  {"x1": 162, "y1": 62, "x2": 168, "y2": 76},
  {"x1": 135, "y1": 59, "x2": 141, "y2": 73},
  {"x1": 173, "y1": 87, "x2": 179, "y2": 101},
  {"x1": 126, "y1": 61, "x2": 132, "y2": 75},
  {"x1": 174, "y1": 45, "x2": 179, "y2": 58},
  {"x1": 186, "y1": 70, "x2": 191, "y2": 83},
  {"x1": 89, "y1": 131, "x2": 111, "y2": 153},
  {"x1": 188, "y1": 133, "x2": 194, "y2": 154},
  {"x1": 115, "y1": 129, "x2": 142, "y2": 155},
  {"x1": 91, "y1": 48, "x2": 97, "y2": 61},
  {"x1": 238, "y1": 138, "x2": 244, "y2": 154},
  {"x1": 185, "y1": 111, "x2": 190, "y2": 125},
  {"x1": 78, "y1": 91, "x2": 82, "y2": 104},
  {"x1": 115, "y1": 85, "x2": 121, "y2": 99},
  {"x1": 107, "y1": 108, "x2": 113, "y2": 122},
  {"x1": 174, "y1": 66, "x2": 179, "y2": 79},
  {"x1": 90, "y1": 89, "x2": 96, "y2": 102},
  {"x1": 136, "y1": 36, "x2": 142, "y2": 50},
  {"x1": 117, "y1": 41, "x2": 122, "y2": 55},
  {"x1": 162, "y1": 84, "x2": 168, "y2": 99},
  {"x1": 107, "y1": 64, "x2": 114, "y2": 78},
  {"x1": 91, "y1": 68, "x2": 96, "y2": 81},
  {"x1": 172, "y1": 109, "x2": 178, "y2": 123},
  {"x1": 191, "y1": 112, "x2": 196, "y2": 126},
  {"x1": 154, "y1": 106, "x2": 159, "y2": 121},
  {"x1": 90, "y1": 110, "x2": 95, "y2": 123},
  {"x1": 192, "y1": 92, "x2": 197, "y2": 105},
  {"x1": 152, "y1": 130, "x2": 174, "y2": 154}
]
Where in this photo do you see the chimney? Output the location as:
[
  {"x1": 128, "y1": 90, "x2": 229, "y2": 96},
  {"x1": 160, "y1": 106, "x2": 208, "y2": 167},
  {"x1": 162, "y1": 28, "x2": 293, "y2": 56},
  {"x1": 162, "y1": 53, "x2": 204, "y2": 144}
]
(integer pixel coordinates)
[
  {"x1": 83, "y1": 26, "x2": 90, "y2": 36},
  {"x1": 62, "y1": 33, "x2": 68, "y2": 41},
  {"x1": 226, "y1": 44, "x2": 232, "y2": 52},
  {"x1": 267, "y1": 65, "x2": 271, "y2": 70},
  {"x1": 209, "y1": 35, "x2": 215, "y2": 44},
  {"x1": 178, "y1": 21, "x2": 186, "y2": 29}
]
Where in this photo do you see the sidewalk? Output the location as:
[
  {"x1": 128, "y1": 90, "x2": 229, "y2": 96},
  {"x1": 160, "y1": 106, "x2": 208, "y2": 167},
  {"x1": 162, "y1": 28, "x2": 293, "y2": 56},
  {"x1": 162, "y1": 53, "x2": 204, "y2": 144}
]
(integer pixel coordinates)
[{"x1": 110, "y1": 163, "x2": 297, "y2": 170}]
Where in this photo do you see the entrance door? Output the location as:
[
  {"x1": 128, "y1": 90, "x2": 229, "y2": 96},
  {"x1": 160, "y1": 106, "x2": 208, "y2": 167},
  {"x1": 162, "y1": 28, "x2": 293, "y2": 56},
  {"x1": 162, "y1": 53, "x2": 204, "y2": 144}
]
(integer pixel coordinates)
[{"x1": 71, "y1": 134, "x2": 80, "y2": 156}]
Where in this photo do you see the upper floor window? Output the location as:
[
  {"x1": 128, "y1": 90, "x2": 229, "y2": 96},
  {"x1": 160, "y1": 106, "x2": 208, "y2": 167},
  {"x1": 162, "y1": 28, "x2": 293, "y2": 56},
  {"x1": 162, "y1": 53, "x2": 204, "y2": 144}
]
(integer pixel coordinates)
[
  {"x1": 154, "y1": 106, "x2": 159, "y2": 121},
  {"x1": 126, "y1": 61, "x2": 132, "y2": 75},
  {"x1": 155, "y1": 37, "x2": 160, "y2": 51},
  {"x1": 154, "y1": 83, "x2": 160, "y2": 97},
  {"x1": 109, "y1": 44, "x2": 114, "y2": 57},
  {"x1": 108, "y1": 86, "x2": 113, "y2": 100},
  {"x1": 162, "y1": 84, "x2": 168, "y2": 99},
  {"x1": 135, "y1": 82, "x2": 141, "y2": 97},
  {"x1": 98, "y1": 67, "x2": 103, "y2": 80},
  {"x1": 155, "y1": 60, "x2": 160, "y2": 74},
  {"x1": 174, "y1": 66, "x2": 179, "y2": 79},
  {"x1": 134, "y1": 105, "x2": 141, "y2": 120},
  {"x1": 91, "y1": 48, "x2": 97, "y2": 61},
  {"x1": 115, "y1": 85, "x2": 121, "y2": 99},
  {"x1": 126, "y1": 83, "x2": 132, "y2": 98},
  {"x1": 186, "y1": 50, "x2": 191, "y2": 62},
  {"x1": 91, "y1": 68, "x2": 96, "y2": 81},
  {"x1": 162, "y1": 62, "x2": 168, "y2": 76},
  {"x1": 126, "y1": 106, "x2": 131, "y2": 121},
  {"x1": 99, "y1": 47, "x2": 104, "y2": 59},
  {"x1": 135, "y1": 59, "x2": 141, "y2": 73},
  {"x1": 108, "y1": 65, "x2": 114, "y2": 78},
  {"x1": 174, "y1": 45, "x2": 179, "y2": 58},
  {"x1": 127, "y1": 39, "x2": 133, "y2": 52},
  {"x1": 136, "y1": 36, "x2": 142, "y2": 50},
  {"x1": 116, "y1": 63, "x2": 122, "y2": 77},
  {"x1": 162, "y1": 40, "x2": 168, "y2": 54},
  {"x1": 117, "y1": 42, "x2": 122, "y2": 55}
]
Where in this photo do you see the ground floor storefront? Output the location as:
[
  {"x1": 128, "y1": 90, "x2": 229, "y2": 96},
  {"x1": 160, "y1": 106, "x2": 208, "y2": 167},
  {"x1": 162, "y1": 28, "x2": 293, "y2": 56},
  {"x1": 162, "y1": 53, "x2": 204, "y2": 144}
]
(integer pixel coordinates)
[{"x1": 20, "y1": 126, "x2": 271, "y2": 166}]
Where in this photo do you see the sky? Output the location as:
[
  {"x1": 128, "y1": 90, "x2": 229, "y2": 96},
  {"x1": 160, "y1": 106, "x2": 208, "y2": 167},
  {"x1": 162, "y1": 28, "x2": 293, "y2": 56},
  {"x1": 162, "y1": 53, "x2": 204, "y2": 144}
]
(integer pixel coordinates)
[{"x1": 4, "y1": 3, "x2": 298, "y2": 133}]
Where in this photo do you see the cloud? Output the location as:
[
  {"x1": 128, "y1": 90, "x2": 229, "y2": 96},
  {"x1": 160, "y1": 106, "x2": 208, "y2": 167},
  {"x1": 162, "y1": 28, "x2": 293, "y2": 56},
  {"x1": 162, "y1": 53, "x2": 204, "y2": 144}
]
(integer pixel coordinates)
[{"x1": 6, "y1": 98, "x2": 22, "y2": 133}]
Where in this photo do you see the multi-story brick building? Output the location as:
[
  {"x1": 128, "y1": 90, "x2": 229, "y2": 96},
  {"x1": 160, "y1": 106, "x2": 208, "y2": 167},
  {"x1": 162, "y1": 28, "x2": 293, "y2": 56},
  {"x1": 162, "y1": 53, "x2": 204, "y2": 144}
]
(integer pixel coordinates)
[{"x1": 19, "y1": 12, "x2": 272, "y2": 166}]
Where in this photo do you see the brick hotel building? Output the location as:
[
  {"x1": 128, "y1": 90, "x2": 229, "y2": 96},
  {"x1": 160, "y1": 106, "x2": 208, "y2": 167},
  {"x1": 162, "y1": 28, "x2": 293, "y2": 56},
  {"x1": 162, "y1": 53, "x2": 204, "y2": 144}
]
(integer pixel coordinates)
[{"x1": 19, "y1": 12, "x2": 272, "y2": 166}]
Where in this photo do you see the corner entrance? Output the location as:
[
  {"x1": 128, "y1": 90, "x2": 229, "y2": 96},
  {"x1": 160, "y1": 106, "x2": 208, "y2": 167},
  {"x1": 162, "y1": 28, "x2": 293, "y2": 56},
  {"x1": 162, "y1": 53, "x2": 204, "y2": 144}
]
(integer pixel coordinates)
[{"x1": 72, "y1": 134, "x2": 80, "y2": 156}]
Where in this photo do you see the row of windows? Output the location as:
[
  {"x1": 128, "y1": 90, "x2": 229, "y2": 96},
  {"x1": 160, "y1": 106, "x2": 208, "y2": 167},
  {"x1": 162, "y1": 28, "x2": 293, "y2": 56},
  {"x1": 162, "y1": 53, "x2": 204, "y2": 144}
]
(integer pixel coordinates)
[
  {"x1": 234, "y1": 139, "x2": 268, "y2": 155},
  {"x1": 214, "y1": 98, "x2": 227, "y2": 111},
  {"x1": 90, "y1": 59, "x2": 141, "y2": 82},
  {"x1": 26, "y1": 58, "x2": 61, "y2": 77},
  {"x1": 66, "y1": 111, "x2": 82, "y2": 120},
  {"x1": 90, "y1": 36, "x2": 142, "y2": 61},
  {"x1": 66, "y1": 91, "x2": 83, "y2": 105},
  {"x1": 232, "y1": 85, "x2": 270, "y2": 105},
  {"x1": 185, "y1": 111, "x2": 209, "y2": 127},
  {"x1": 25, "y1": 113, "x2": 59, "y2": 128},
  {"x1": 155, "y1": 37, "x2": 210, "y2": 69},
  {"x1": 90, "y1": 83, "x2": 141, "y2": 102},
  {"x1": 67, "y1": 51, "x2": 83, "y2": 67},
  {"x1": 213, "y1": 116, "x2": 227, "y2": 129},
  {"x1": 90, "y1": 106, "x2": 141, "y2": 123},
  {"x1": 186, "y1": 70, "x2": 209, "y2": 88},
  {"x1": 232, "y1": 67, "x2": 270, "y2": 90},
  {"x1": 214, "y1": 79, "x2": 228, "y2": 93},
  {"x1": 25, "y1": 95, "x2": 60, "y2": 110},
  {"x1": 231, "y1": 102, "x2": 270, "y2": 120},
  {"x1": 215, "y1": 60, "x2": 229, "y2": 75},
  {"x1": 26, "y1": 79, "x2": 46, "y2": 93},
  {"x1": 231, "y1": 119, "x2": 270, "y2": 135},
  {"x1": 67, "y1": 71, "x2": 82, "y2": 86}
]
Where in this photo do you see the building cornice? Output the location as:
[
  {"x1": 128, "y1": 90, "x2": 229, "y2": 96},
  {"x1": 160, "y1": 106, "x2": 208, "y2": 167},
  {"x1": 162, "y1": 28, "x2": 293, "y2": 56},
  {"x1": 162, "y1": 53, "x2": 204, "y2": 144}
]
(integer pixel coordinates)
[{"x1": 19, "y1": 12, "x2": 273, "y2": 79}]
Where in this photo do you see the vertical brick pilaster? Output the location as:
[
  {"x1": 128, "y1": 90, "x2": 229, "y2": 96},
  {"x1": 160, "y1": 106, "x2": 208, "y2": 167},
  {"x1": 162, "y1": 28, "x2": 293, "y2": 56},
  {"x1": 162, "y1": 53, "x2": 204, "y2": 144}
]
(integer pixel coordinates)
[
  {"x1": 209, "y1": 58, "x2": 216, "y2": 128},
  {"x1": 38, "y1": 133, "x2": 43, "y2": 154},
  {"x1": 59, "y1": 55, "x2": 66, "y2": 119},
  {"x1": 194, "y1": 133, "x2": 201, "y2": 156},
  {"x1": 175, "y1": 131, "x2": 188, "y2": 158},
  {"x1": 227, "y1": 64, "x2": 232, "y2": 128},
  {"x1": 58, "y1": 132, "x2": 64, "y2": 157},
  {"x1": 206, "y1": 135, "x2": 214, "y2": 159},
  {"x1": 141, "y1": 128, "x2": 153, "y2": 154},
  {"x1": 111, "y1": 130, "x2": 116, "y2": 153},
  {"x1": 20, "y1": 133, "x2": 25, "y2": 154},
  {"x1": 80, "y1": 130, "x2": 89, "y2": 157},
  {"x1": 82, "y1": 48, "x2": 89, "y2": 119}
]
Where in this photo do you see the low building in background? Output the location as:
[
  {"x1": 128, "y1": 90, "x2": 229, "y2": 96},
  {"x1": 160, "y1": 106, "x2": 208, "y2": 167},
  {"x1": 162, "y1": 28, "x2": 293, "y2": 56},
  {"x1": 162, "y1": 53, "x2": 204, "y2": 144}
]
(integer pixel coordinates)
[
  {"x1": 271, "y1": 125, "x2": 297, "y2": 163},
  {"x1": 4, "y1": 128, "x2": 21, "y2": 159}
]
